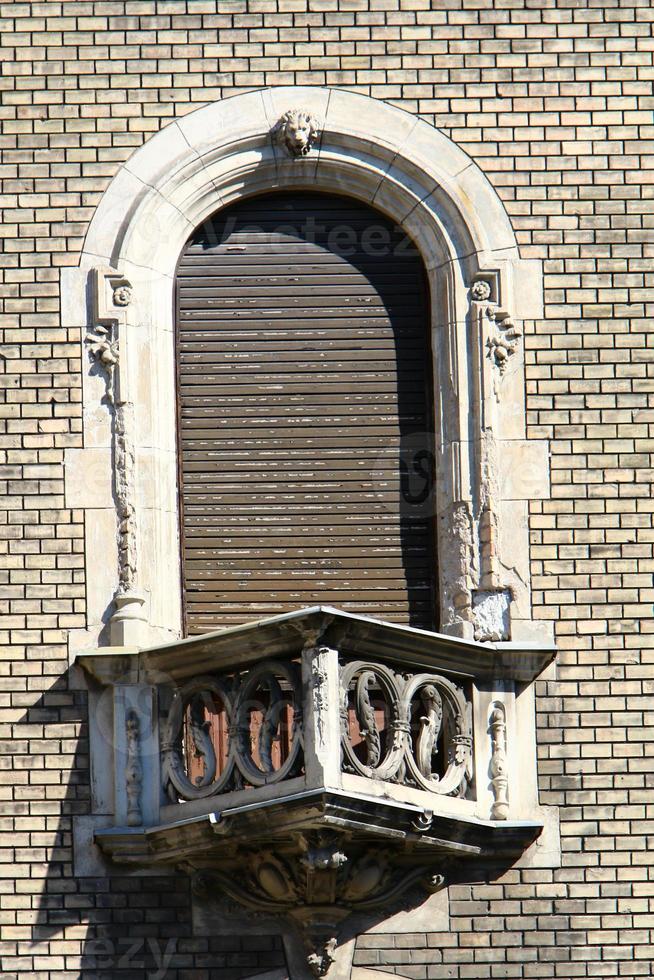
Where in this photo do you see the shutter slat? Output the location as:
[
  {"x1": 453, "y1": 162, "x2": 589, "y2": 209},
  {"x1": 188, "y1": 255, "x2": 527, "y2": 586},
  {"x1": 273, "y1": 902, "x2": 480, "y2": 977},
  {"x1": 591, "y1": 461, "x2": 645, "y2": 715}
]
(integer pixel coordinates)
[{"x1": 177, "y1": 191, "x2": 436, "y2": 633}]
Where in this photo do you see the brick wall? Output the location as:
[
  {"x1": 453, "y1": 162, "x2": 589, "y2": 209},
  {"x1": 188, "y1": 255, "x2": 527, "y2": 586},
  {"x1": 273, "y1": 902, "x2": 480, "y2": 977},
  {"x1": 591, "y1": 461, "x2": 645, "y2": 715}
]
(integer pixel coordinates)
[{"x1": 1, "y1": 1, "x2": 652, "y2": 977}]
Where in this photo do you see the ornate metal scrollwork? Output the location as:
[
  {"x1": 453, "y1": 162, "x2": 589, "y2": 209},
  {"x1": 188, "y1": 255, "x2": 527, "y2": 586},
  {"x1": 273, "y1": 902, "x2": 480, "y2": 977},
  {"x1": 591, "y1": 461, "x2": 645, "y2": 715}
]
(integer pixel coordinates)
[
  {"x1": 161, "y1": 659, "x2": 303, "y2": 802},
  {"x1": 340, "y1": 660, "x2": 472, "y2": 797}
]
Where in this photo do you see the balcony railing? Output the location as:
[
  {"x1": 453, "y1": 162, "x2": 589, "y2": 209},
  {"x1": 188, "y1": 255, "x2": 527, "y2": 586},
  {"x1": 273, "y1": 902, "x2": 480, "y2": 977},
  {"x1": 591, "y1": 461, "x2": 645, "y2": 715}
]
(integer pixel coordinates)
[{"x1": 78, "y1": 605, "x2": 555, "y2": 978}]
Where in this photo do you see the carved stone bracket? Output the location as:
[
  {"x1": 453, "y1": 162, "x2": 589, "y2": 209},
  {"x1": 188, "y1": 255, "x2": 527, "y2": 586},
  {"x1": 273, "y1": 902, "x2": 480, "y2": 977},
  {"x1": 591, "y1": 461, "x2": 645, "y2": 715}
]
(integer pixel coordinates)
[
  {"x1": 192, "y1": 830, "x2": 447, "y2": 977},
  {"x1": 275, "y1": 108, "x2": 322, "y2": 157}
]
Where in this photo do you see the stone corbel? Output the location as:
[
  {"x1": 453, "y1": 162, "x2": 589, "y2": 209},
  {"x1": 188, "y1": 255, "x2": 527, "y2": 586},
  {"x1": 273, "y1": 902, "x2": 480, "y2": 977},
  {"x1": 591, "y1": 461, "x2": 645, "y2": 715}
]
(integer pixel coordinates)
[{"x1": 85, "y1": 266, "x2": 147, "y2": 647}]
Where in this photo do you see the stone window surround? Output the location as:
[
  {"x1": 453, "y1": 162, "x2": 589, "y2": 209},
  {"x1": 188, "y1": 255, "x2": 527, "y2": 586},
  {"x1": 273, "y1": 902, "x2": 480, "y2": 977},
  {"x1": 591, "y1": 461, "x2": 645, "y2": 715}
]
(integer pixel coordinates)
[{"x1": 61, "y1": 86, "x2": 553, "y2": 657}]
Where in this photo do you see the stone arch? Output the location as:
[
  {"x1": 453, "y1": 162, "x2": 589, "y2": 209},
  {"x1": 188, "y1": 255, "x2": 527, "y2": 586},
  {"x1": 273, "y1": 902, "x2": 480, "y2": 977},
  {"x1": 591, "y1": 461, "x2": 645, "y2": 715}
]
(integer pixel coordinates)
[{"x1": 64, "y1": 87, "x2": 550, "y2": 655}]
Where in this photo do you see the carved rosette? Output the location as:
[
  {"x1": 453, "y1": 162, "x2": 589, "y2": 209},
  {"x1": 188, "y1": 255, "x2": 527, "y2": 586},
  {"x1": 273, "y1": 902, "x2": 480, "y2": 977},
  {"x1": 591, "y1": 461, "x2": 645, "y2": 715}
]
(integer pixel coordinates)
[
  {"x1": 275, "y1": 108, "x2": 321, "y2": 157},
  {"x1": 112, "y1": 284, "x2": 132, "y2": 307}
]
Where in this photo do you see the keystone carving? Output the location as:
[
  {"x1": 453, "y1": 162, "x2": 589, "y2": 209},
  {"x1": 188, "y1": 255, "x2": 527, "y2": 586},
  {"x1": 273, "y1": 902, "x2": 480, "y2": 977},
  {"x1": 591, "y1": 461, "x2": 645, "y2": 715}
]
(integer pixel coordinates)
[{"x1": 275, "y1": 108, "x2": 321, "y2": 157}]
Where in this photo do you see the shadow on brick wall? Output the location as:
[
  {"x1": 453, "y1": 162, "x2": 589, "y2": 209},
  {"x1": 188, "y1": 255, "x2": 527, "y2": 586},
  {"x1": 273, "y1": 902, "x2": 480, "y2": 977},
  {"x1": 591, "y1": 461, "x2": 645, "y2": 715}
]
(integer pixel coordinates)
[{"x1": 15, "y1": 667, "x2": 285, "y2": 980}]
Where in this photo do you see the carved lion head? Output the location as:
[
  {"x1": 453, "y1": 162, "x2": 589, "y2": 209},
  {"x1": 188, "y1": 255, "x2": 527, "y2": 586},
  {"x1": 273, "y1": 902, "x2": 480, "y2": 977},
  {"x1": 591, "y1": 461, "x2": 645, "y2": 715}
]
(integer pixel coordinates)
[{"x1": 277, "y1": 109, "x2": 321, "y2": 158}]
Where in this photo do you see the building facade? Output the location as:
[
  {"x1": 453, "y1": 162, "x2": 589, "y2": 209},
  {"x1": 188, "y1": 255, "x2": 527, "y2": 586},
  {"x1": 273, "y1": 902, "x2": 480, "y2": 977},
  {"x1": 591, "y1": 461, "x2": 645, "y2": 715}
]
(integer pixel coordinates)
[{"x1": 1, "y1": 1, "x2": 652, "y2": 978}]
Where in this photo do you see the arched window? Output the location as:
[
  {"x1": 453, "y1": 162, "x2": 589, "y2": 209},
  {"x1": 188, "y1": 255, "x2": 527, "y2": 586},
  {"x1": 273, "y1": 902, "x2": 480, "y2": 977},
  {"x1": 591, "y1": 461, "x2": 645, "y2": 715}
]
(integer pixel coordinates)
[
  {"x1": 70, "y1": 88, "x2": 550, "y2": 652},
  {"x1": 175, "y1": 191, "x2": 436, "y2": 633},
  {"x1": 74, "y1": 94, "x2": 557, "y2": 967}
]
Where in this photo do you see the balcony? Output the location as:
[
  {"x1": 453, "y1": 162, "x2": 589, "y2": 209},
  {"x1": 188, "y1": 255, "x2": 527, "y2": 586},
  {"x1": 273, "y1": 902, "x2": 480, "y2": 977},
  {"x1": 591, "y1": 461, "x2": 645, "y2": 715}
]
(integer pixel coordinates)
[{"x1": 77, "y1": 606, "x2": 555, "y2": 977}]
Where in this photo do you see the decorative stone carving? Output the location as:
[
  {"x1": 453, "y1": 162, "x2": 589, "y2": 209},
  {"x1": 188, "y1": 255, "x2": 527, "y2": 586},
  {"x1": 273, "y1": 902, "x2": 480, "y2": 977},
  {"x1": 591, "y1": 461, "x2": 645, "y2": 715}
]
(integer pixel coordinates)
[
  {"x1": 160, "y1": 654, "x2": 474, "y2": 805},
  {"x1": 442, "y1": 500, "x2": 475, "y2": 631},
  {"x1": 487, "y1": 312, "x2": 521, "y2": 374},
  {"x1": 161, "y1": 660, "x2": 303, "y2": 803},
  {"x1": 192, "y1": 834, "x2": 446, "y2": 977},
  {"x1": 340, "y1": 660, "x2": 472, "y2": 797},
  {"x1": 85, "y1": 270, "x2": 132, "y2": 405},
  {"x1": 311, "y1": 653, "x2": 330, "y2": 748},
  {"x1": 86, "y1": 267, "x2": 146, "y2": 644},
  {"x1": 275, "y1": 108, "x2": 321, "y2": 157},
  {"x1": 489, "y1": 702, "x2": 509, "y2": 820},
  {"x1": 125, "y1": 709, "x2": 142, "y2": 827},
  {"x1": 473, "y1": 588, "x2": 511, "y2": 643},
  {"x1": 112, "y1": 284, "x2": 132, "y2": 307},
  {"x1": 114, "y1": 405, "x2": 138, "y2": 595},
  {"x1": 470, "y1": 278, "x2": 491, "y2": 302},
  {"x1": 470, "y1": 276, "x2": 522, "y2": 379},
  {"x1": 85, "y1": 324, "x2": 120, "y2": 402}
]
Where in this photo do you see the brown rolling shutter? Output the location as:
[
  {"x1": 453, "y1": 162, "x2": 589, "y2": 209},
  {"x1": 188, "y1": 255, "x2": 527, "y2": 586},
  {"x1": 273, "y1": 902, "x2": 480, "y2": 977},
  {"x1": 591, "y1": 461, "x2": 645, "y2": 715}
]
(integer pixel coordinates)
[{"x1": 176, "y1": 191, "x2": 436, "y2": 633}]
